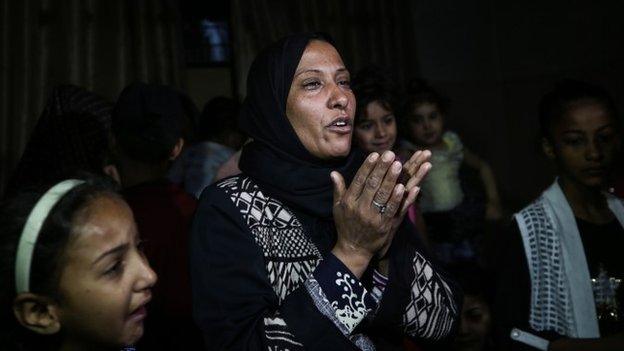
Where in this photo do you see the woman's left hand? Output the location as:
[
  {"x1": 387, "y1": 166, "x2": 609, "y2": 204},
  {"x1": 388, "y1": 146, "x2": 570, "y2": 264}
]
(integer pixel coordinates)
[
  {"x1": 376, "y1": 150, "x2": 432, "y2": 259},
  {"x1": 402, "y1": 150, "x2": 432, "y2": 191}
]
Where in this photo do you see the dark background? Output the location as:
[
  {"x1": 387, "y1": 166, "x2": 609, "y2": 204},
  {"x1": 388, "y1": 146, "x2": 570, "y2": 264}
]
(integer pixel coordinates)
[{"x1": 1, "y1": 0, "x2": 623, "y2": 211}]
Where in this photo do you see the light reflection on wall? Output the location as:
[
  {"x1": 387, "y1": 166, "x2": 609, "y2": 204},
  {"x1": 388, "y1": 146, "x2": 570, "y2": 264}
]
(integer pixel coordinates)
[{"x1": 200, "y1": 19, "x2": 229, "y2": 63}]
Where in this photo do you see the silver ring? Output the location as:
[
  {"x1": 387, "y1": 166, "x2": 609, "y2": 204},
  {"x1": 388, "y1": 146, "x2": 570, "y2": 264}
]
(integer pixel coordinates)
[{"x1": 372, "y1": 200, "x2": 387, "y2": 214}]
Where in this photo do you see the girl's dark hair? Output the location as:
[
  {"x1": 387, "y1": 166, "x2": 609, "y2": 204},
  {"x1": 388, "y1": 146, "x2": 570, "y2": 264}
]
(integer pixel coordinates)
[
  {"x1": 0, "y1": 176, "x2": 119, "y2": 350},
  {"x1": 538, "y1": 79, "x2": 619, "y2": 141},
  {"x1": 447, "y1": 263, "x2": 493, "y2": 304},
  {"x1": 403, "y1": 78, "x2": 450, "y2": 117},
  {"x1": 352, "y1": 66, "x2": 399, "y2": 124}
]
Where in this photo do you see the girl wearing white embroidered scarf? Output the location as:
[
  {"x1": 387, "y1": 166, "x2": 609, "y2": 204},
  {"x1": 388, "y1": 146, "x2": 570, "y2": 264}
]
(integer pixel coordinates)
[
  {"x1": 502, "y1": 80, "x2": 624, "y2": 351},
  {"x1": 0, "y1": 178, "x2": 156, "y2": 351}
]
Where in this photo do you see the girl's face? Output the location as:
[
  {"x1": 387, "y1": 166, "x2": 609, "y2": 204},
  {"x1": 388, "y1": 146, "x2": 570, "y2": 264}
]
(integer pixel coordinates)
[
  {"x1": 286, "y1": 40, "x2": 355, "y2": 159},
  {"x1": 546, "y1": 101, "x2": 621, "y2": 189},
  {"x1": 408, "y1": 102, "x2": 444, "y2": 147},
  {"x1": 56, "y1": 195, "x2": 156, "y2": 349},
  {"x1": 354, "y1": 100, "x2": 397, "y2": 153},
  {"x1": 452, "y1": 295, "x2": 491, "y2": 351}
]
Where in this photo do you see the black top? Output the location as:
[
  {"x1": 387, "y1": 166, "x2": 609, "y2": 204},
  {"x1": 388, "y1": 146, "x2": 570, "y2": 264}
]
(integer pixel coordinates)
[
  {"x1": 190, "y1": 175, "x2": 461, "y2": 350},
  {"x1": 576, "y1": 217, "x2": 624, "y2": 279},
  {"x1": 493, "y1": 217, "x2": 624, "y2": 350}
]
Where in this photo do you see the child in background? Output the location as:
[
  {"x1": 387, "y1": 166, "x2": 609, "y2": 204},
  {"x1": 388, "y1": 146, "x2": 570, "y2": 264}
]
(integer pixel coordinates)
[
  {"x1": 494, "y1": 80, "x2": 624, "y2": 351},
  {"x1": 352, "y1": 66, "x2": 430, "y2": 250},
  {"x1": 399, "y1": 79, "x2": 502, "y2": 264},
  {"x1": 0, "y1": 177, "x2": 156, "y2": 351}
]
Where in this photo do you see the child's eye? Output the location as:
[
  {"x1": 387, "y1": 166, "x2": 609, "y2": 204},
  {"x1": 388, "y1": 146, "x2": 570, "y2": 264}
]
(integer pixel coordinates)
[
  {"x1": 596, "y1": 132, "x2": 615, "y2": 144},
  {"x1": 383, "y1": 115, "x2": 395, "y2": 124},
  {"x1": 562, "y1": 137, "x2": 584, "y2": 147},
  {"x1": 104, "y1": 260, "x2": 125, "y2": 277},
  {"x1": 409, "y1": 115, "x2": 424, "y2": 124},
  {"x1": 429, "y1": 112, "x2": 439, "y2": 120},
  {"x1": 357, "y1": 122, "x2": 372, "y2": 130}
]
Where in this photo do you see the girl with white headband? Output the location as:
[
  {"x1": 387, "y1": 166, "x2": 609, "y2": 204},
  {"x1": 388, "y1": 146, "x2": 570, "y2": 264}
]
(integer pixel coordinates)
[{"x1": 0, "y1": 177, "x2": 157, "y2": 351}]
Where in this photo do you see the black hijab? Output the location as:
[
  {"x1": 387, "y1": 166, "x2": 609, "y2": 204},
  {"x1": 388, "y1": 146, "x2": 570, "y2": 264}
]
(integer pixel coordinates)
[{"x1": 238, "y1": 33, "x2": 364, "y2": 219}]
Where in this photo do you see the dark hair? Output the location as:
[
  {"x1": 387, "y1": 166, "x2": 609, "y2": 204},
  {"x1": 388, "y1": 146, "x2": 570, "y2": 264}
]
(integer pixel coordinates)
[
  {"x1": 7, "y1": 111, "x2": 112, "y2": 197},
  {"x1": 539, "y1": 79, "x2": 619, "y2": 141},
  {"x1": 447, "y1": 264, "x2": 492, "y2": 303},
  {"x1": 352, "y1": 66, "x2": 399, "y2": 124},
  {"x1": 112, "y1": 82, "x2": 186, "y2": 164},
  {"x1": 0, "y1": 176, "x2": 120, "y2": 350},
  {"x1": 177, "y1": 92, "x2": 200, "y2": 145},
  {"x1": 403, "y1": 78, "x2": 450, "y2": 117},
  {"x1": 198, "y1": 96, "x2": 241, "y2": 141}
]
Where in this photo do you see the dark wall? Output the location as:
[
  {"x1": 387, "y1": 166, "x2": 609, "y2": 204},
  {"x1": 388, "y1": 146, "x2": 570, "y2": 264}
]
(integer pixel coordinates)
[{"x1": 411, "y1": 0, "x2": 624, "y2": 211}]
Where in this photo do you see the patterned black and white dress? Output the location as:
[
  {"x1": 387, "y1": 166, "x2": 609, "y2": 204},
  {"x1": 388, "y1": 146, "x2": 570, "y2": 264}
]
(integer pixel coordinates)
[{"x1": 190, "y1": 175, "x2": 460, "y2": 350}]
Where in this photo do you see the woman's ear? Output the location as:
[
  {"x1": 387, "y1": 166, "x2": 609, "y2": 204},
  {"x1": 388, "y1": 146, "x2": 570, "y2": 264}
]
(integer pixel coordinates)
[
  {"x1": 169, "y1": 138, "x2": 185, "y2": 161},
  {"x1": 542, "y1": 137, "x2": 556, "y2": 160},
  {"x1": 13, "y1": 293, "x2": 61, "y2": 335}
]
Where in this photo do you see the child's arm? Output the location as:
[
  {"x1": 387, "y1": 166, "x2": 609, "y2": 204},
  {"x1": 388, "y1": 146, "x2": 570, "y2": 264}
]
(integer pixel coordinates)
[{"x1": 463, "y1": 148, "x2": 503, "y2": 220}]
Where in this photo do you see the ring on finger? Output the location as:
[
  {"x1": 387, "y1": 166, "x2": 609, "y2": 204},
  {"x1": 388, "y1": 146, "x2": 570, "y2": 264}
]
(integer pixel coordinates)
[{"x1": 372, "y1": 200, "x2": 387, "y2": 214}]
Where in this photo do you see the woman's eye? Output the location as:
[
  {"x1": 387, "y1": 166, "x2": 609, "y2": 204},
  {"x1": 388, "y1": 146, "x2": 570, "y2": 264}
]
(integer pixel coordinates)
[
  {"x1": 429, "y1": 112, "x2": 439, "y2": 120},
  {"x1": 338, "y1": 79, "x2": 351, "y2": 87},
  {"x1": 384, "y1": 115, "x2": 395, "y2": 124},
  {"x1": 302, "y1": 80, "x2": 321, "y2": 90}
]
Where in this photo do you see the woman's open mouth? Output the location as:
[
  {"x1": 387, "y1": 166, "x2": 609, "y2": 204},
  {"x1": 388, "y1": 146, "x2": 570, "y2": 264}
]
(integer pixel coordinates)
[{"x1": 327, "y1": 117, "x2": 352, "y2": 134}]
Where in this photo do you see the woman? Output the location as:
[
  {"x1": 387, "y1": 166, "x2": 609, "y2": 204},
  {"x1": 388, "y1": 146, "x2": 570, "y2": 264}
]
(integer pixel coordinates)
[
  {"x1": 494, "y1": 80, "x2": 624, "y2": 350},
  {"x1": 190, "y1": 33, "x2": 460, "y2": 350}
]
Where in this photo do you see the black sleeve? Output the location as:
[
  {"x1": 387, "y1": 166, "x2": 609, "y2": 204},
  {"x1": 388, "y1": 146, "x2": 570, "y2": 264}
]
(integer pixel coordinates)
[
  {"x1": 492, "y1": 220, "x2": 563, "y2": 350},
  {"x1": 189, "y1": 186, "x2": 361, "y2": 351},
  {"x1": 368, "y1": 220, "x2": 462, "y2": 345}
]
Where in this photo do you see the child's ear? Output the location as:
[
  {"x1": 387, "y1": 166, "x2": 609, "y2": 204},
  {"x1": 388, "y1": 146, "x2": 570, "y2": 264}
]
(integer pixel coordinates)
[
  {"x1": 542, "y1": 137, "x2": 556, "y2": 160},
  {"x1": 102, "y1": 164, "x2": 121, "y2": 184},
  {"x1": 169, "y1": 138, "x2": 185, "y2": 161},
  {"x1": 13, "y1": 293, "x2": 61, "y2": 335}
]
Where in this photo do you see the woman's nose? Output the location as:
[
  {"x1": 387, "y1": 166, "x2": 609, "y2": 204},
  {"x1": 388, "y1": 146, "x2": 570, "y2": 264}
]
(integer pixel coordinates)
[{"x1": 328, "y1": 84, "x2": 349, "y2": 109}]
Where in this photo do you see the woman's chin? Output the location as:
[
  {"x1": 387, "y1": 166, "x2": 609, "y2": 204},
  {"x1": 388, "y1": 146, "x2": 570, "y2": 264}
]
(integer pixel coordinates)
[{"x1": 315, "y1": 139, "x2": 352, "y2": 159}]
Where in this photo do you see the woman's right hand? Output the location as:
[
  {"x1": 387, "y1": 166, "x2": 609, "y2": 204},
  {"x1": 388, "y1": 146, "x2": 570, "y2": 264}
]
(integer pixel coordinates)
[{"x1": 330, "y1": 151, "x2": 419, "y2": 278}]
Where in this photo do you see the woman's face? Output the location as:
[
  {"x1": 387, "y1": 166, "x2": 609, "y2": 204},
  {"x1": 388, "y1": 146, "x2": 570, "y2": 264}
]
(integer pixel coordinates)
[
  {"x1": 286, "y1": 40, "x2": 355, "y2": 159},
  {"x1": 546, "y1": 100, "x2": 621, "y2": 189},
  {"x1": 56, "y1": 195, "x2": 157, "y2": 349},
  {"x1": 408, "y1": 102, "x2": 444, "y2": 147},
  {"x1": 354, "y1": 100, "x2": 397, "y2": 153}
]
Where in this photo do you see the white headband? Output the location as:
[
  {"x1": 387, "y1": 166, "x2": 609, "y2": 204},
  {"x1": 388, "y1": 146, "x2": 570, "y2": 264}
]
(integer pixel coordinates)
[{"x1": 15, "y1": 179, "x2": 85, "y2": 293}]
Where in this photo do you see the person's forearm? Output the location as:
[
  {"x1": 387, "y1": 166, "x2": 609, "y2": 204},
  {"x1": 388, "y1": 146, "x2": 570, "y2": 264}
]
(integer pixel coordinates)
[
  {"x1": 479, "y1": 163, "x2": 500, "y2": 203},
  {"x1": 331, "y1": 241, "x2": 372, "y2": 278}
]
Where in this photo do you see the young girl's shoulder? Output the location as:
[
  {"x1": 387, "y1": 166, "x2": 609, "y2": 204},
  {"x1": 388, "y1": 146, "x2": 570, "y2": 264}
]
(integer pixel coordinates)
[{"x1": 442, "y1": 131, "x2": 463, "y2": 153}]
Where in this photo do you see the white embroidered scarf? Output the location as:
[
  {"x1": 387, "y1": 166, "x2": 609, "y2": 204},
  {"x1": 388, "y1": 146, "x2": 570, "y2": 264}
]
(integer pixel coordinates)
[{"x1": 515, "y1": 180, "x2": 624, "y2": 338}]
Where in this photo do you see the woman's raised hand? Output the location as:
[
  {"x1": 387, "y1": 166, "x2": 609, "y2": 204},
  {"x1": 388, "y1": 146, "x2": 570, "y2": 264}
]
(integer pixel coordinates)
[
  {"x1": 330, "y1": 151, "x2": 428, "y2": 278},
  {"x1": 402, "y1": 150, "x2": 432, "y2": 191}
]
